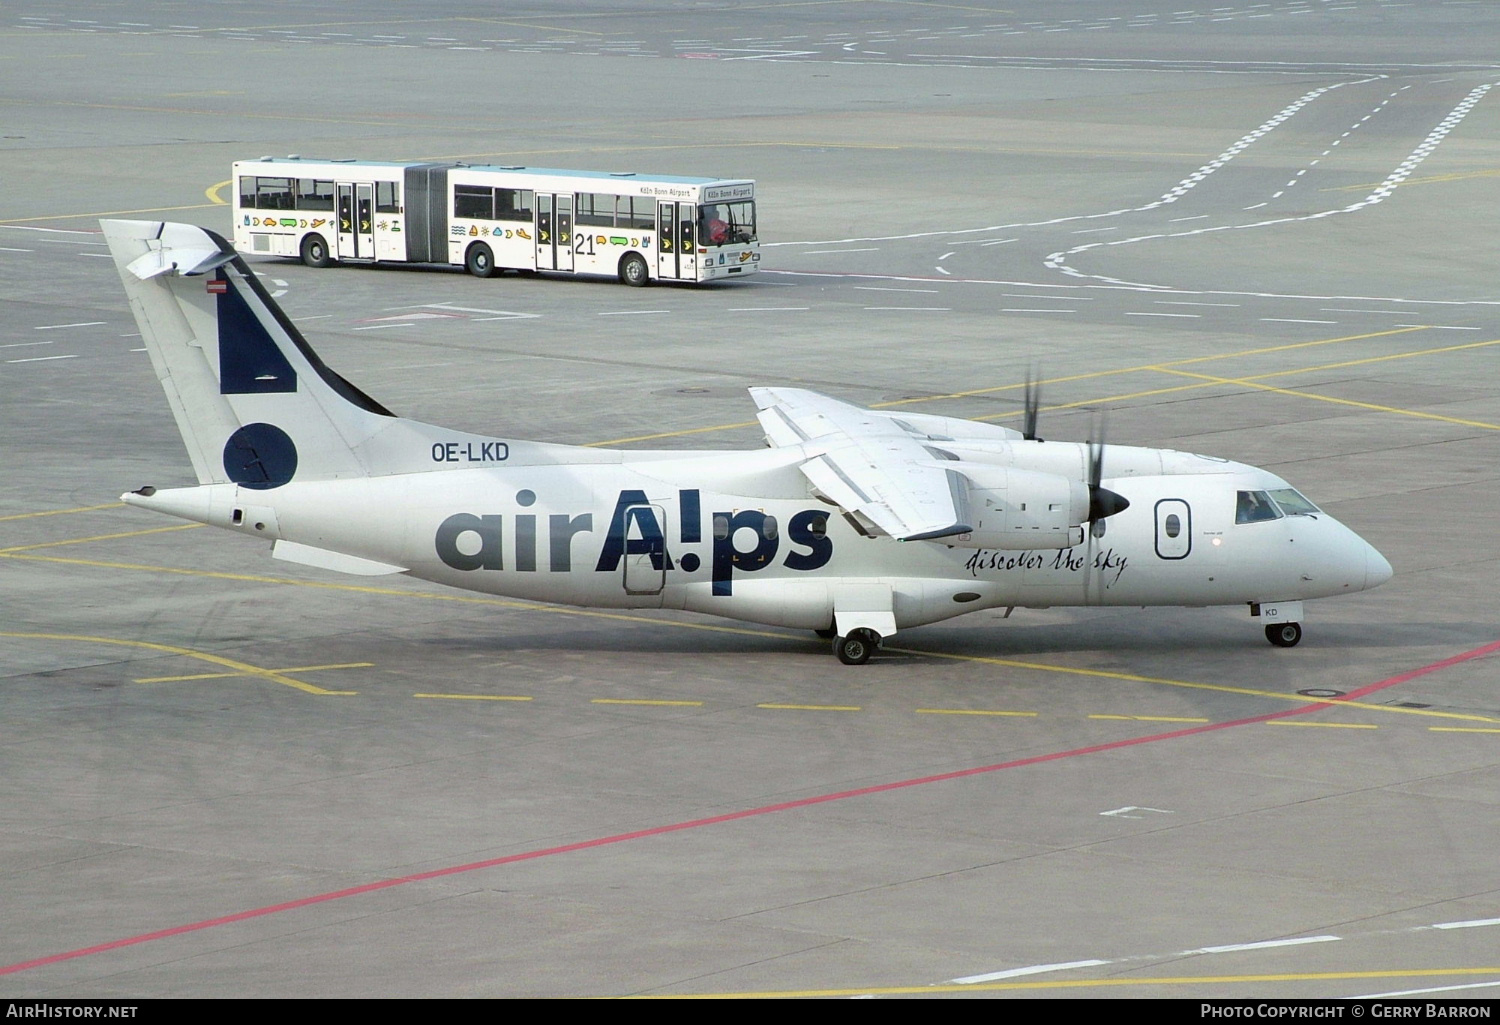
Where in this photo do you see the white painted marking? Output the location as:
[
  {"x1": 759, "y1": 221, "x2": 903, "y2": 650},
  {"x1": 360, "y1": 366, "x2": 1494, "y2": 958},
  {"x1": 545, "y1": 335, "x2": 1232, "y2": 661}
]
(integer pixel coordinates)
[
  {"x1": 351, "y1": 324, "x2": 412, "y2": 331},
  {"x1": 598, "y1": 310, "x2": 671, "y2": 316},
  {"x1": 0, "y1": 341, "x2": 53, "y2": 349},
  {"x1": 1396, "y1": 324, "x2": 1480, "y2": 331},
  {"x1": 0, "y1": 246, "x2": 34, "y2": 252},
  {"x1": 1353, "y1": 980, "x2": 1500, "y2": 999},
  {"x1": 853, "y1": 286, "x2": 940, "y2": 293},
  {"x1": 954, "y1": 960, "x2": 1110, "y2": 984},
  {"x1": 938, "y1": 251, "x2": 955, "y2": 260},
  {"x1": 863, "y1": 307, "x2": 951, "y2": 311},
  {"x1": 935, "y1": 267, "x2": 951, "y2": 275},
  {"x1": 35, "y1": 322, "x2": 104, "y2": 331},
  {"x1": 1190, "y1": 935, "x2": 1340, "y2": 954},
  {"x1": 1169, "y1": 214, "x2": 1209, "y2": 222},
  {"x1": 80, "y1": 253, "x2": 112, "y2": 258},
  {"x1": 1100, "y1": 806, "x2": 1175, "y2": 818},
  {"x1": 1155, "y1": 300, "x2": 1239, "y2": 307},
  {"x1": 425, "y1": 304, "x2": 539, "y2": 319},
  {"x1": 1433, "y1": 917, "x2": 1500, "y2": 930},
  {"x1": 803, "y1": 247, "x2": 880, "y2": 254},
  {"x1": 0, "y1": 225, "x2": 92, "y2": 235},
  {"x1": 1125, "y1": 312, "x2": 1200, "y2": 318},
  {"x1": 1261, "y1": 318, "x2": 1337, "y2": 324},
  {"x1": 1002, "y1": 308, "x2": 1077, "y2": 314},
  {"x1": 7, "y1": 355, "x2": 80, "y2": 363}
]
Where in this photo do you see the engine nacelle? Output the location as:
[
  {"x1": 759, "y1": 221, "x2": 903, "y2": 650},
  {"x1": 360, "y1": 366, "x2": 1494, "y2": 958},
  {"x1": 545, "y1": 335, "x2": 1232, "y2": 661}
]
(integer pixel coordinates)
[{"x1": 945, "y1": 465, "x2": 1090, "y2": 550}]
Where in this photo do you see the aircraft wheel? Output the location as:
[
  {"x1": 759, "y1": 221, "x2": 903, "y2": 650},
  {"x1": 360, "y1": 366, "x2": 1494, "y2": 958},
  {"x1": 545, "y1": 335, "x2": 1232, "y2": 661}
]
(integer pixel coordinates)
[
  {"x1": 835, "y1": 629, "x2": 879, "y2": 665},
  {"x1": 1266, "y1": 622, "x2": 1302, "y2": 648},
  {"x1": 300, "y1": 233, "x2": 331, "y2": 268},
  {"x1": 619, "y1": 253, "x2": 650, "y2": 287},
  {"x1": 466, "y1": 242, "x2": 496, "y2": 278}
]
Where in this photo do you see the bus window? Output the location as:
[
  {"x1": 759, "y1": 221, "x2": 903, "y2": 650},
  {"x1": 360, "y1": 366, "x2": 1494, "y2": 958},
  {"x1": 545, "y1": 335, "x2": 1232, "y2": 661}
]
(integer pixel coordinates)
[
  {"x1": 297, "y1": 179, "x2": 335, "y2": 211},
  {"x1": 254, "y1": 177, "x2": 295, "y2": 210},
  {"x1": 454, "y1": 185, "x2": 494, "y2": 219},
  {"x1": 375, "y1": 180, "x2": 401, "y2": 214},
  {"x1": 495, "y1": 188, "x2": 533, "y2": 221},
  {"x1": 700, "y1": 200, "x2": 755, "y2": 246}
]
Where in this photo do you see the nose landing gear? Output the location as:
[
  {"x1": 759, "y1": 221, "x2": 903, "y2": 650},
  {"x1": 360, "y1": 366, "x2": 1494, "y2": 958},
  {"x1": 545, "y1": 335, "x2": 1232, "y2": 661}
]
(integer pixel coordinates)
[{"x1": 1266, "y1": 621, "x2": 1303, "y2": 647}]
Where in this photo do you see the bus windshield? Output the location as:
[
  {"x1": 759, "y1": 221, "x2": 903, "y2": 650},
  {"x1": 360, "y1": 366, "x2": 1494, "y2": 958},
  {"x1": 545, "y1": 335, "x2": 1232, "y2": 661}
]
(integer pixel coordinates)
[{"x1": 699, "y1": 201, "x2": 756, "y2": 246}]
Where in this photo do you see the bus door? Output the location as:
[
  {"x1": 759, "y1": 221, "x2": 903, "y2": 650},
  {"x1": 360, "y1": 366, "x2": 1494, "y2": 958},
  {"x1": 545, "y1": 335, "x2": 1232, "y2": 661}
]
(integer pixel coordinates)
[
  {"x1": 656, "y1": 201, "x2": 695, "y2": 281},
  {"x1": 533, "y1": 194, "x2": 573, "y2": 271},
  {"x1": 336, "y1": 182, "x2": 374, "y2": 259}
]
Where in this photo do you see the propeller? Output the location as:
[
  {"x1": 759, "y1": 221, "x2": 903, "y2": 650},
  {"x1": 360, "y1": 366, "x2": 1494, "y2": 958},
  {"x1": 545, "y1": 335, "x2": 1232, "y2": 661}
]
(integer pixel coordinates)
[
  {"x1": 1022, "y1": 367, "x2": 1041, "y2": 442},
  {"x1": 1086, "y1": 432, "x2": 1130, "y2": 522},
  {"x1": 1082, "y1": 416, "x2": 1129, "y2": 607}
]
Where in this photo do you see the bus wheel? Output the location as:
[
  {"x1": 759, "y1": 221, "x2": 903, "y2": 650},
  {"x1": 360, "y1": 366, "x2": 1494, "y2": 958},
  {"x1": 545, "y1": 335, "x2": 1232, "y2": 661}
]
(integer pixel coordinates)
[
  {"x1": 465, "y1": 243, "x2": 496, "y2": 278},
  {"x1": 300, "y1": 234, "x2": 331, "y2": 269},
  {"x1": 619, "y1": 253, "x2": 650, "y2": 287}
]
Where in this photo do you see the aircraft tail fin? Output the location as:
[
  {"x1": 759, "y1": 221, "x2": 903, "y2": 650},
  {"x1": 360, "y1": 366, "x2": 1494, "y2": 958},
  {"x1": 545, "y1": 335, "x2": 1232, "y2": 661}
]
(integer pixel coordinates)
[{"x1": 104, "y1": 219, "x2": 403, "y2": 488}]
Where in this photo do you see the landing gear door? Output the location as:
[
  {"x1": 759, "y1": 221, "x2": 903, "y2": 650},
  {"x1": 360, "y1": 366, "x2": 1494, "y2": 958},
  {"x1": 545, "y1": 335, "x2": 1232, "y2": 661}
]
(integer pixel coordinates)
[
  {"x1": 1155, "y1": 499, "x2": 1192, "y2": 560},
  {"x1": 621, "y1": 504, "x2": 668, "y2": 596}
]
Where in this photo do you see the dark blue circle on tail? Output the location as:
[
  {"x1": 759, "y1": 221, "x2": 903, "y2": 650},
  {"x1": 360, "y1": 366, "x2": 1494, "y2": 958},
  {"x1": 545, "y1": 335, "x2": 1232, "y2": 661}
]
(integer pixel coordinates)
[{"x1": 223, "y1": 423, "x2": 297, "y2": 489}]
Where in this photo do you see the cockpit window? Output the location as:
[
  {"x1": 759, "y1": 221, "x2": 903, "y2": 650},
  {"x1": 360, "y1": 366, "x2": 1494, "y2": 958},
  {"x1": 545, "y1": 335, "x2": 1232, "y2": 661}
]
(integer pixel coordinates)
[
  {"x1": 1236, "y1": 490, "x2": 1282, "y2": 524},
  {"x1": 1268, "y1": 488, "x2": 1320, "y2": 516}
]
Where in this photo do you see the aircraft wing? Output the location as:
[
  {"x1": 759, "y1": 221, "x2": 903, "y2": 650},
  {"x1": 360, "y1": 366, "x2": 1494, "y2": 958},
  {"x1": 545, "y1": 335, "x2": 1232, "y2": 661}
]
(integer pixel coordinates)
[{"x1": 750, "y1": 387, "x2": 972, "y2": 541}]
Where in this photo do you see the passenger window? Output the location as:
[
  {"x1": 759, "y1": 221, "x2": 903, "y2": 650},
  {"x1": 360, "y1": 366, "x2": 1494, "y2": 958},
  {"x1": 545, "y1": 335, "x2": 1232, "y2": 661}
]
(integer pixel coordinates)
[
  {"x1": 712, "y1": 514, "x2": 729, "y2": 540},
  {"x1": 1164, "y1": 514, "x2": 1181, "y2": 538},
  {"x1": 1236, "y1": 490, "x2": 1282, "y2": 524}
]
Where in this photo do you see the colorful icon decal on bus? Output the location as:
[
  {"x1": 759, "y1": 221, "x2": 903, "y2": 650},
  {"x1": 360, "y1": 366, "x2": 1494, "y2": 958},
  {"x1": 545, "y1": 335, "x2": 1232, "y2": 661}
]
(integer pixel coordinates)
[{"x1": 517, "y1": 228, "x2": 531, "y2": 240}]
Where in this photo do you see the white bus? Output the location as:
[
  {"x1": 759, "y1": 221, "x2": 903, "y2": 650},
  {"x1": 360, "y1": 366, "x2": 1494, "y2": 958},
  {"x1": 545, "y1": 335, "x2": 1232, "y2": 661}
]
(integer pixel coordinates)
[{"x1": 231, "y1": 157, "x2": 759, "y2": 286}]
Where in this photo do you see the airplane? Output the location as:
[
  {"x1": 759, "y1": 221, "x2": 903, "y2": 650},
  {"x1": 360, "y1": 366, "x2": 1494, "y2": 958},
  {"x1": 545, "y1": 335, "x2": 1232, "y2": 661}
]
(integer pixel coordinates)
[{"x1": 102, "y1": 219, "x2": 1393, "y2": 664}]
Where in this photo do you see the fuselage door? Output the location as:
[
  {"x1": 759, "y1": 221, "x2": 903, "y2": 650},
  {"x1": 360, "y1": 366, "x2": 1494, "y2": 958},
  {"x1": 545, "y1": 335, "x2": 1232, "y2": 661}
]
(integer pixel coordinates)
[
  {"x1": 1154, "y1": 499, "x2": 1192, "y2": 560},
  {"x1": 622, "y1": 503, "x2": 668, "y2": 596}
]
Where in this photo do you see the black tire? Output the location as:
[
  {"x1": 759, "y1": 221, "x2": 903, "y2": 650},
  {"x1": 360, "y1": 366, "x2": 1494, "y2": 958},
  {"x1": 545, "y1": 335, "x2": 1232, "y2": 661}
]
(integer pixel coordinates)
[
  {"x1": 1266, "y1": 622, "x2": 1302, "y2": 648},
  {"x1": 300, "y1": 233, "x2": 331, "y2": 269},
  {"x1": 619, "y1": 253, "x2": 650, "y2": 287},
  {"x1": 466, "y1": 242, "x2": 496, "y2": 278},
  {"x1": 835, "y1": 628, "x2": 879, "y2": 665}
]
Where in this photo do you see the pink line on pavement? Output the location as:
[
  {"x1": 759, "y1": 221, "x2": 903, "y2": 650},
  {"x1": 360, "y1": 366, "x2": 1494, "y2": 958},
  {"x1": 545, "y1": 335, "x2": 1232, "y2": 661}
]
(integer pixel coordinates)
[{"x1": 6, "y1": 638, "x2": 1496, "y2": 978}]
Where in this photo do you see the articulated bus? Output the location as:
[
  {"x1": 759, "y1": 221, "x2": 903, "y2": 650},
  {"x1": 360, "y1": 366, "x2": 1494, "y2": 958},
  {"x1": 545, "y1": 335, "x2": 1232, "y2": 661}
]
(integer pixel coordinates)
[{"x1": 231, "y1": 157, "x2": 759, "y2": 286}]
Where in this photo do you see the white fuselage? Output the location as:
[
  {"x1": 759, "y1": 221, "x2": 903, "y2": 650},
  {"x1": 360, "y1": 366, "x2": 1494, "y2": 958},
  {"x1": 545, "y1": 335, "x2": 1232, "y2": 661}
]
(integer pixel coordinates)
[{"x1": 130, "y1": 439, "x2": 1390, "y2": 635}]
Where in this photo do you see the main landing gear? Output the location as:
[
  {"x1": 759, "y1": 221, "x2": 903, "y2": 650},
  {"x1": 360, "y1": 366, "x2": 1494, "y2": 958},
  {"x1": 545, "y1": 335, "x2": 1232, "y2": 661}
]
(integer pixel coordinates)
[{"x1": 834, "y1": 628, "x2": 881, "y2": 665}]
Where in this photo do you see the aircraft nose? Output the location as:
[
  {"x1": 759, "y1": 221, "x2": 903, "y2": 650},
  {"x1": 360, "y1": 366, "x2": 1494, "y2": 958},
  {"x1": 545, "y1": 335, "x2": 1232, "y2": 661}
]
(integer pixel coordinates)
[{"x1": 1365, "y1": 542, "x2": 1394, "y2": 590}]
